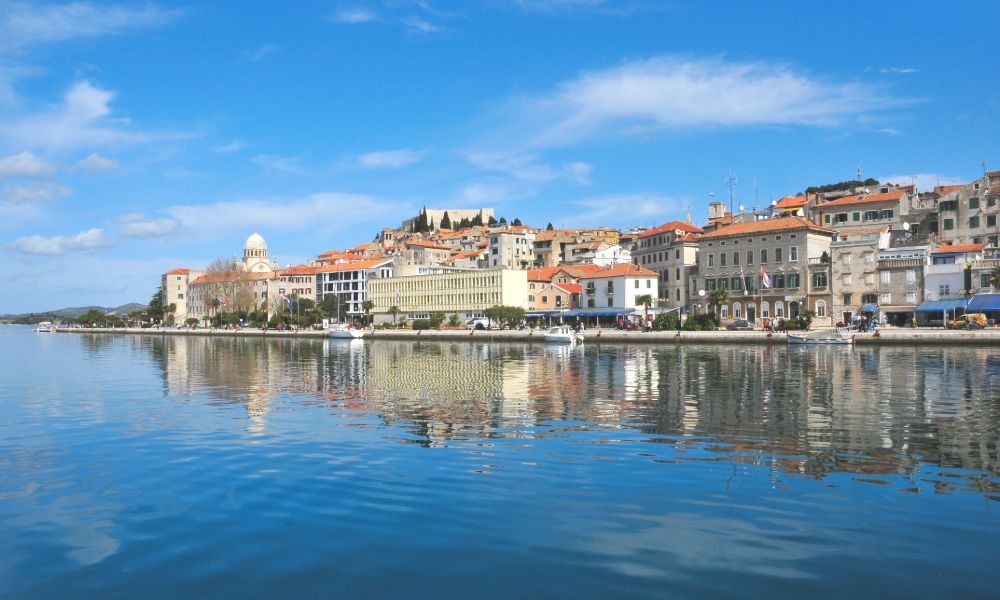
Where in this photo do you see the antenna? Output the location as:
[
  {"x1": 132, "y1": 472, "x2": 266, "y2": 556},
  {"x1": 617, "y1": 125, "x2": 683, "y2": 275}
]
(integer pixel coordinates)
[
  {"x1": 725, "y1": 171, "x2": 738, "y2": 216},
  {"x1": 753, "y1": 179, "x2": 759, "y2": 208},
  {"x1": 983, "y1": 161, "x2": 989, "y2": 175},
  {"x1": 856, "y1": 166, "x2": 862, "y2": 181}
]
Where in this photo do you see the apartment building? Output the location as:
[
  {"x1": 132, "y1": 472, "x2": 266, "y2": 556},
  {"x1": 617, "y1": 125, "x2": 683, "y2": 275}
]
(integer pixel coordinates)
[
  {"x1": 631, "y1": 220, "x2": 703, "y2": 310},
  {"x1": 367, "y1": 269, "x2": 529, "y2": 324},
  {"x1": 487, "y1": 227, "x2": 536, "y2": 269},
  {"x1": 936, "y1": 172, "x2": 1000, "y2": 247},
  {"x1": 576, "y1": 264, "x2": 658, "y2": 315},
  {"x1": 876, "y1": 239, "x2": 932, "y2": 326},
  {"x1": 315, "y1": 258, "x2": 394, "y2": 319}
]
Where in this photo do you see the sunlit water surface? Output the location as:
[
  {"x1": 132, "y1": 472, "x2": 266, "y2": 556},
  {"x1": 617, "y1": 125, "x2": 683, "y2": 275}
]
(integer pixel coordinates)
[{"x1": 1, "y1": 327, "x2": 999, "y2": 598}]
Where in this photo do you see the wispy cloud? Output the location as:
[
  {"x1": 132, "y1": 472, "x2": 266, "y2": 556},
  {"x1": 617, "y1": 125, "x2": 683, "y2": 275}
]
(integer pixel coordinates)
[
  {"x1": 330, "y1": 8, "x2": 377, "y2": 24},
  {"x1": 562, "y1": 193, "x2": 684, "y2": 227},
  {"x1": 212, "y1": 140, "x2": 247, "y2": 153},
  {"x1": 467, "y1": 151, "x2": 558, "y2": 181},
  {"x1": 503, "y1": 56, "x2": 899, "y2": 147},
  {"x1": 563, "y1": 161, "x2": 592, "y2": 184},
  {"x1": 12, "y1": 227, "x2": 111, "y2": 255},
  {"x1": 1, "y1": 182, "x2": 71, "y2": 204},
  {"x1": 0, "y1": 151, "x2": 56, "y2": 178},
  {"x1": 250, "y1": 154, "x2": 303, "y2": 174},
  {"x1": 869, "y1": 66, "x2": 919, "y2": 74},
  {"x1": 116, "y1": 213, "x2": 178, "y2": 238},
  {"x1": 0, "y1": 1, "x2": 182, "y2": 52},
  {"x1": 76, "y1": 152, "x2": 118, "y2": 172},
  {"x1": 249, "y1": 43, "x2": 282, "y2": 62},
  {"x1": 358, "y1": 148, "x2": 425, "y2": 169},
  {"x1": 403, "y1": 16, "x2": 442, "y2": 33},
  {"x1": 0, "y1": 80, "x2": 191, "y2": 150}
]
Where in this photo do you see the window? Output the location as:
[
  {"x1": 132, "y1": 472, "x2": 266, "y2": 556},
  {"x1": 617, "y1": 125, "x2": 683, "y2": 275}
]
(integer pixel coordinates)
[
  {"x1": 705, "y1": 278, "x2": 716, "y2": 290},
  {"x1": 747, "y1": 250, "x2": 754, "y2": 265},
  {"x1": 675, "y1": 249, "x2": 680, "y2": 259},
  {"x1": 836, "y1": 213, "x2": 848, "y2": 223},
  {"x1": 824, "y1": 214, "x2": 831, "y2": 224},
  {"x1": 760, "y1": 249, "x2": 767, "y2": 263},
  {"x1": 708, "y1": 254, "x2": 715, "y2": 267},
  {"x1": 177, "y1": 293, "x2": 184, "y2": 299},
  {"x1": 676, "y1": 267, "x2": 681, "y2": 279},
  {"x1": 812, "y1": 271, "x2": 828, "y2": 287},
  {"x1": 719, "y1": 278, "x2": 729, "y2": 290},
  {"x1": 944, "y1": 218, "x2": 955, "y2": 230},
  {"x1": 816, "y1": 300, "x2": 826, "y2": 317},
  {"x1": 842, "y1": 275, "x2": 852, "y2": 286},
  {"x1": 906, "y1": 270, "x2": 916, "y2": 284},
  {"x1": 905, "y1": 291, "x2": 916, "y2": 303},
  {"x1": 865, "y1": 273, "x2": 875, "y2": 285},
  {"x1": 646, "y1": 280, "x2": 652, "y2": 288},
  {"x1": 608, "y1": 298, "x2": 614, "y2": 307},
  {"x1": 880, "y1": 209, "x2": 893, "y2": 220},
  {"x1": 862, "y1": 293, "x2": 877, "y2": 304},
  {"x1": 528, "y1": 295, "x2": 535, "y2": 302},
  {"x1": 732, "y1": 277, "x2": 744, "y2": 290},
  {"x1": 787, "y1": 273, "x2": 800, "y2": 288},
  {"x1": 733, "y1": 252, "x2": 740, "y2": 266},
  {"x1": 843, "y1": 293, "x2": 852, "y2": 305},
  {"x1": 864, "y1": 253, "x2": 874, "y2": 264},
  {"x1": 939, "y1": 284, "x2": 950, "y2": 296},
  {"x1": 789, "y1": 246, "x2": 798, "y2": 262},
  {"x1": 634, "y1": 280, "x2": 639, "y2": 288},
  {"x1": 989, "y1": 215, "x2": 998, "y2": 227},
  {"x1": 969, "y1": 216, "x2": 980, "y2": 228},
  {"x1": 773, "y1": 274, "x2": 785, "y2": 288},
  {"x1": 969, "y1": 197, "x2": 980, "y2": 209},
  {"x1": 841, "y1": 254, "x2": 852, "y2": 266},
  {"x1": 852, "y1": 212, "x2": 861, "y2": 221},
  {"x1": 775, "y1": 248, "x2": 783, "y2": 262},
  {"x1": 880, "y1": 271, "x2": 891, "y2": 285},
  {"x1": 932, "y1": 255, "x2": 956, "y2": 265},
  {"x1": 676, "y1": 289, "x2": 680, "y2": 301},
  {"x1": 880, "y1": 292, "x2": 891, "y2": 304},
  {"x1": 541, "y1": 295, "x2": 547, "y2": 303}
]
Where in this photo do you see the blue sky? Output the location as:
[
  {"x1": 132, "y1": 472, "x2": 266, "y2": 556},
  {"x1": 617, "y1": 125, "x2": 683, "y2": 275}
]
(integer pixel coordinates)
[{"x1": 0, "y1": 0, "x2": 997, "y2": 313}]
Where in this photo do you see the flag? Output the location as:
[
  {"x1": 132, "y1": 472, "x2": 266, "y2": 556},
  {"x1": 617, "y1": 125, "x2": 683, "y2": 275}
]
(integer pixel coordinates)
[
  {"x1": 760, "y1": 266, "x2": 771, "y2": 289},
  {"x1": 218, "y1": 295, "x2": 229, "y2": 307}
]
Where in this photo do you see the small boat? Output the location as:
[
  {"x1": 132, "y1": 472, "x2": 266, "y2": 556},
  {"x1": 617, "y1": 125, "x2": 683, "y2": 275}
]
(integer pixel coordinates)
[
  {"x1": 329, "y1": 323, "x2": 364, "y2": 339},
  {"x1": 544, "y1": 325, "x2": 584, "y2": 344},
  {"x1": 787, "y1": 327, "x2": 853, "y2": 345},
  {"x1": 34, "y1": 321, "x2": 55, "y2": 332}
]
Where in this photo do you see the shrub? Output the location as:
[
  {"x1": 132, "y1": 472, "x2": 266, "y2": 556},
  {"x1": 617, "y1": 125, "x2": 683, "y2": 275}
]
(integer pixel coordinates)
[{"x1": 411, "y1": 319, "x2": 432, "y2": 330}]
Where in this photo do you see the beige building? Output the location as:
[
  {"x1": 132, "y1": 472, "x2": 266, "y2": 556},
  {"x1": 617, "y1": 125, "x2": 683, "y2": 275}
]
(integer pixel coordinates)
[
  {"x1": 160, "y1": 267, "x2": 204, "y2": 323},
  {"x1": 487, "y1": 226, "x2": 536, "y2": 269},
  {"x1": 367, "y1": 269, "x2": 529, "y2": 324},
  {"x1": 936, "y1": 172, "x2": 1000, "y2": 247},
  {"x1": 631, "y1": 220, "x2": 703, "y2": 310},
  {"x1": 696, "y1": 217, "x2": 836, "y2": 326}
]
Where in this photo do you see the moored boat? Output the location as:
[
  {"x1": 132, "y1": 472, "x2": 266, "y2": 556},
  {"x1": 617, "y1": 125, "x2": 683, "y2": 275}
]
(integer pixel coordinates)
[
  {"x1": 329, "y1": 324, "x2": 364, "y2": 339},
  {"x1": 34, "y1": 321, "x2": 55, "y2": 333},
  {"x1": 787, "y1": 327, "x2": 853, "y2": 345},
  {"x1": 544, "y1": 325, "x2": 584, "y2": 344}
]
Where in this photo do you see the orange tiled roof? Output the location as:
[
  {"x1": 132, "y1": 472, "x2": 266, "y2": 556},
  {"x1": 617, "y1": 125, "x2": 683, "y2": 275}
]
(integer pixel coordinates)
[
  {"x1": 815, "y1": 190, "x2": 904, "y2": 209},
  {"x1": 774, "y1": 195, "x2": 808, "y2": 210},
  {"x1": 316, "y1": 258, "x2": 392, "y2": 273},
  {"x1": 986, "y1": 170, "x2": 1000, "y2": 178},
  {"x1": 279, "y1": 265, "x2": 320, "y2": 276},
  {"x1": 700, "y1": 216, "x2": 833, "y2": 239},
  {"x1": 405, "y1": 240, "x2": 452, "y2": 250},
  {"x1": 576, "y1": 264, "x2": 658, "y2": 279},
  {"x1": 638, "y1": 220, "x2": 703, "y2": 239},
  {"x1": 934, "y1": 243, "x2": 983, "y2": 254},
  {"x1": 190, "y1": 271, "x2": 272, "y2": 285},
  {"x1": 554, "y1": 282, "x2": 583, "y2": 294},
  {"x1": 164, "y1": 268, "x2": 190, "y2": 275},
  {"x1": 528, "y1": 266, "x2": 562, "y2": 282},
  {"x1": 933, "y1": 185, "x2": 964, "y2": 196}
]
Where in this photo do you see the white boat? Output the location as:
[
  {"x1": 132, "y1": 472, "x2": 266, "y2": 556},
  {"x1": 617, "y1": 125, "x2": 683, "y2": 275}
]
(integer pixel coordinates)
[
  {"x1": 329, "y1": 324, "x2": 364, "y2": 339},
  {"x1": 34, "y1": 321, "x2": 55, "y2": 332},
  {"x1": 544, "y1": 325, "x2": 584, "y2": 344},
  {"x1": 787, "y1": 327, "x2": 853, "y2": 345}
]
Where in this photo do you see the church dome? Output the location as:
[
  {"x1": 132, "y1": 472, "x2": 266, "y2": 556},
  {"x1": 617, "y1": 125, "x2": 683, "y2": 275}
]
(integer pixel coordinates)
[{"x1": 244, "y1": 232, "x2": 267, "y2": 252}]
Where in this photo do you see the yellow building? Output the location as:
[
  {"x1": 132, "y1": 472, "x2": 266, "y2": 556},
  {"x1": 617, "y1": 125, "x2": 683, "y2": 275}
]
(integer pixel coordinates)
[{"x1": 367, "y1": 269, "x2": 529, "y2": 323}]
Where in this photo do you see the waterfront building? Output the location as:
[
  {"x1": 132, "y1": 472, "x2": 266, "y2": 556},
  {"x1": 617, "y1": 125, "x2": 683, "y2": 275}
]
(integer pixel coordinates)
[
  {"x1": 160, "y1": 267, "x2": 204, "y2": 323},
  {"x1": 315, "y1": 258, "x2": 394, "y2": 321},
  {"x1": 631, "y1": 220, "x2": 703, "y2": 310},
  {"x1": 695, "y1": 217, "x2": 836, "y2": 326},
  {"x1": 575, "y1": 264, "x2": 659, "y2": 320},
  {"x1": 829, "y1": 228, "x2": 886, "y2": 325},
  {"x1": 267, "y1": 265, "x2": 319, "y2": 312},
  {"x1": 935, "y1": 172, "x2": 1000, "y2": 247},
  {"x1": 367, "y1": 269, "x2": 529, "y2": 324},
  {"x1": 876, "y1": 236, "x2": 934, "y2": 326},
  {"x1": 924, "y1": 243, "x2": 985, "y2": 300}
]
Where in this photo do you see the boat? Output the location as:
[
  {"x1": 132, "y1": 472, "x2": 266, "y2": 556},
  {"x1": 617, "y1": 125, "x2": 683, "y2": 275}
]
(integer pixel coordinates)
[
  {"x1": 329, "y1": 323, "x2": 364, "y2": 339},
  {"x1": 544, "y1": 325, "x2": 584, "y2": 344},
  {"x1": 787, "y1": 327, "x2": 854, "y2": 345},
  {"x1": 33, "y1": 321, "x2": 55, "y2": 332}
]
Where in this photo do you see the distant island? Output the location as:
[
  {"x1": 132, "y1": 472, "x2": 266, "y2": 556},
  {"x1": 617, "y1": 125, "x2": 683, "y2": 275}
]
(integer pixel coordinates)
[{"x1": 1, "y1": 303, "x2": 145, "y2": 325}]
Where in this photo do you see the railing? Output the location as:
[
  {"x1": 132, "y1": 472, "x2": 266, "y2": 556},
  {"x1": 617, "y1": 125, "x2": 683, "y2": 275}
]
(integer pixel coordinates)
[{"x1": 807, "y1": 257, "x2": 831, "y2": 265}]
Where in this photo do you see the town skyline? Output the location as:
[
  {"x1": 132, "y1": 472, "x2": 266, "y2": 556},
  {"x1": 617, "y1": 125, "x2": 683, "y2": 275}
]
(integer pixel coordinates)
[{"x1": 1, "y1": 1, "x2": 998, "y2": 313}]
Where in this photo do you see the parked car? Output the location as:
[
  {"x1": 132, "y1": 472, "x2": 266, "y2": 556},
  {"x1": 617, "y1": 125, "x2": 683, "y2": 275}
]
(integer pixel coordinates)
[
  {"x1": 466, "y1": 318, "x2": 490, "y2": 330},
  {"x1": 947, "y1": 312, "x2": 988, "y2": 330},
  {"x1": 726, "y1": 319, "x2": 753, "y2": 331}
]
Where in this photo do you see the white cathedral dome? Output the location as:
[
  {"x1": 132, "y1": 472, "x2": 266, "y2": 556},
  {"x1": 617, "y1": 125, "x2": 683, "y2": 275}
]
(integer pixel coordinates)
[{"x1": 244, "y1": 232, "x2": 268, "y2": 253}]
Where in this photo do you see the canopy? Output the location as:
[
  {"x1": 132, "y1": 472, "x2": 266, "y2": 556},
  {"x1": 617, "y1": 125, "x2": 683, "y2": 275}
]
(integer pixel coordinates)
[
  {"x1": 860, "y1": 303, "x2": 878, "y2": 313},
  {"x1": 967, "y1": 294, "x2": 1000, "y2": 312},
  {"x1": 525, "y1": 311, "x2": 565, "y2": 318},
  {"x1": 565, "y1": 309, "x2": 631, "y2": 318},
  {"x1": 914, "y1": 298, "x2": 969, "y2": 314}
]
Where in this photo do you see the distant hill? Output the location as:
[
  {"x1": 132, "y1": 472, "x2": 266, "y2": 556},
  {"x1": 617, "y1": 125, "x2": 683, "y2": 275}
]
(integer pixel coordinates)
[{"x1": 0, "y1": 303, "x2": 146, "y2": 320}]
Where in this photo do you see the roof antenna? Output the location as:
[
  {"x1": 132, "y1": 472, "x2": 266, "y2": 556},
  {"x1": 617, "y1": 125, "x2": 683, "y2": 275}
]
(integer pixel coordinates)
[
  {"x1": 725, "y1": 171, "x2": 738, "y2": 216},
  {"x1": 685, "y1": 205, "x2": 693, "y2": 225}
]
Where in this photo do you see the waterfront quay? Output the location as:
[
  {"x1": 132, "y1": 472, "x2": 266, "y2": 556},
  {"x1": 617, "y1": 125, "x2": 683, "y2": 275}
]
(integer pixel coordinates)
[{"x1": 59, "y1": 326, "x2": 1000, "y2": 345}]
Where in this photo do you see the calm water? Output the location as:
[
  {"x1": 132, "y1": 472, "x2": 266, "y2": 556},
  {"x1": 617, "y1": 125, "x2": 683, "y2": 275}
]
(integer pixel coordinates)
[{"x1": 1, "y1": 327, "x2": 999, "y2": 598}]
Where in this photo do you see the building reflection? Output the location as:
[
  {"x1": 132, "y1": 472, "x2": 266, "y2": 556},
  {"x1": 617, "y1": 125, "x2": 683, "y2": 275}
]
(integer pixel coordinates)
[{"x1": 149, "y1": 336, "x2": 1000, "y2": 480}]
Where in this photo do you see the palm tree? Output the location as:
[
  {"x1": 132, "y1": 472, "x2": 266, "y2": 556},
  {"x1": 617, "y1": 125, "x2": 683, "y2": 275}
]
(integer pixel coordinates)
[
  {"x1": 389, "y1": 305, "x2": 399, "y2": 328},
  {"x1": 635, "y1": 294, "x2": 653, "y2": 329},
  {"x1": 707, "y1": 288, "x2": 730, "y2": 326},
  {"x1": 361, "y1": 299, "x2": 375, "y2": 326},
  {"x1": 990, "y1": 265, "x2": 1000, "y2": 290}
]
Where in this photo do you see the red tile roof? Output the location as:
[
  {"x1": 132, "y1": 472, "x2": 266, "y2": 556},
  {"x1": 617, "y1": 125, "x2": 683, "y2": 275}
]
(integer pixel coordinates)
[
  {"x1": 576, "y1": 264, "x2": 658, "y2": 279},
  {"x1": 405, "y1": 240, "x2": 452, "y2": 250},
  {"x1": 815, "y1": 190, "x2": 904, "y2": 209},
  {"x1": 554, "y1": 282, "x2": 583, "y2": 294},
  {"x1": 933, "y1": 185, "x2": 964, "y2": 196},
  {"x1": 279, "y1": 265, "x2": 319, "y2": 276},
  {"x1": 528, "y1": 266, "x2": 562, "y2": 282},
  {"x1": 164, "y1": 268, "x2": 190, "y2": 275},
  {"x1": 774, "y1": 195, "x2": 808, "y2": 210},
  {"x1": 700, "y1": 216, "x2": 833, "y2": 239},
  {"x1": 316, "y1": 258, "x2": 392, "y2": 273},
  {"x1": 638, "y1": 220, "x2": 704, "y2": 239},
  {"x1": 934, "y1": 243, "x2": 983, "y2": 254}
]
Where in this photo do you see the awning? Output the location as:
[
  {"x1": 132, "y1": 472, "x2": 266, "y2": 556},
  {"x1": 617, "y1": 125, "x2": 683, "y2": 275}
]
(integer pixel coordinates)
[
  {"x1": 565, "y1": 309, "x2": 630, "y2": 318},
  {"x1": 861, "y1": 303, "x2": 878, "y2": 313},
  {"x1": 525, "y1": 310, "x2": 565, "y2": 318},
  {"x1": 914, "y1": 298, "x2": 969, "y2": 314},
  {"x1": 967, "y1": 294, "x2": 1000, "y2": 312}
]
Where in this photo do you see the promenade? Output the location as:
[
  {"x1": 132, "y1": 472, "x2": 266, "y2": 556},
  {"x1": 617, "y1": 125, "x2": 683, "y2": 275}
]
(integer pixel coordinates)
[{"x1": 57, "y1": 326, "x2": 1000, "y2": 345}]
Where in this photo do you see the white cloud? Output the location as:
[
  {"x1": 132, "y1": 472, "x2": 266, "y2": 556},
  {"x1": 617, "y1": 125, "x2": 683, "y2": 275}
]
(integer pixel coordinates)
[
  {"x1": 162, "y1": 192, "x2": 404, "y2": 237},
  {"x1": 76, "y1": 152, "x2": 118, "y2": 172},
  {"x1": 249, "y1": 43, "x2": 282, "y2": 61},
  {"x1": 1, "y1": 182, "x2": 71, "y2": 204},
  {"x1": 509, "y1": 56, "x2": 896, "y2": 147},
  {"x1": 467, "y1": 151, "x2": 558, "y2": 181},
  {"x1": 250, "y1": 154, "x2": 302, "y2": 174},
  {"x1": 882, "y1": 173, "x2": 963, "y2": 193},
  {"x1": 874, "y1": 67, "x2": 919, "y2": 74},
  {"x1": 12, "y1": 227, "x2": 111, "y2": 255},
  {"x1": 0, "y1": 151, "x2": 55, "y2": 177},
  {"x1": 212, "y1": 140, "x2": 248, "y2": 153},
  {"x1": 0, "y1": 81, "x2": 186, "y2": 150},
  {"x1": 562, "y1": 193, "x2": 684, "y2": 227},
  {"x1": 564, "y1": 161, "x2": 593, "y2": 184},
  {"x1": 116, "y1": 213, "x2": 178, "y2": 238},
  {"x1": 358, "y1": 148, "x2": 425, "y2": 169},
  {"x1": 331, "y1": 8, "x2": 377, "y2": 24},
  {"x1": 403, "y1": 16, "x2": 442, "y2": 33},
  {"x1": 0, "y1": 1, "x2": 181, "y2": 51}
]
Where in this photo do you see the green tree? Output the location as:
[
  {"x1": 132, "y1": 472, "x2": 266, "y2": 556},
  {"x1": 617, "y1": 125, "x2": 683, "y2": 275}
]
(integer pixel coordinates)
[
  {"x1": 707, "y1": 288, "x2": 730, "y2": 325},
  {"x1": 498, "y1": 217, "x2": 507, "y2": 226},
  {"x1": 448, "y1": 313, "x2": 462, "y2": 327},
  {"x1": 148, "y1": 288, "x2": 165, "y2": 322},
  {"x1": 428, "y1": 312, "x2": 446, "y2": 329},
  {"x1": 990, "y1": 265, "x2": 1000, "y2": 289},
  {"x1": 635, "y1": 294, "x2": 653, "y2": 328},
  {"x1": 512, "y1": 217, "x2": 522, "y2": 226},
  {"x1": 653, "y1": 312, "x2": 680, "y2": 331},
  {"x1": 361, "y1": 299, "x2": 375, "y2": 325},
  {"x1": 797, "y1": 309, "x2": 816, "y2": 331},
  {"x1": 546, "y1": 222, "x2": 554, "y2": 231},
  {"x1": 389, "y1": 305, "x2": 400, "y2": 327},
  {"x1": 440, "y1": 211, "x2": 452, "y2": 229},
  {"x1": 487, "y1": 215, "x2": 497, "y2": 226}
]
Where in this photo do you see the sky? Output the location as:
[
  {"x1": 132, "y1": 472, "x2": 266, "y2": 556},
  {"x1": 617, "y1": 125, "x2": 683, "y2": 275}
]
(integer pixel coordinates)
[{"x1": 0, "y1": 0, "x2": 997, "y2": 313}]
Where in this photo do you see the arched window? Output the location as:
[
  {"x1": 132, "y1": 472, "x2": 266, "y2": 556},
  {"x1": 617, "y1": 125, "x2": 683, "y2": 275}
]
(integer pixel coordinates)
[
  {"x1": 815, "y1": 300, "x2": 827, "y2": 317},
  {"x1": 733, "y1": 302, "x2": 742, "y2": 319},
  {"x1": 761, "y1": 301, "x2": 770, "y2": 318},
  {"x1": 774, "y1": 301, "x2": 784, "y2": 318}
]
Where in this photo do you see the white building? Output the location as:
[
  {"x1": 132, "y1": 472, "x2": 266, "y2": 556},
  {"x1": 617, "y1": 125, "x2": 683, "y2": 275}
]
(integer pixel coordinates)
[
  {"x1": 487, "y1": 227, "x2": 536, "y2": 269},
  {"x1": 315, "y1": 258, "x2": 394, "y2": 320},
  {"x1": 576, "y1": 264, "x2": 659, "y2": 320}
]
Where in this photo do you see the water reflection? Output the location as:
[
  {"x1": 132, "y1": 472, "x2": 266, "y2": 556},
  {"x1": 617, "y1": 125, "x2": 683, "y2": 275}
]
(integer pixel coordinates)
[{"x1": 146, "y1": 336, "x2": 1000, "y2": 488}]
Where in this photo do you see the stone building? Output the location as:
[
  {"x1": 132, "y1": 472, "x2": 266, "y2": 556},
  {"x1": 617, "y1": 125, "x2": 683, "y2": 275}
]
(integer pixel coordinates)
[{"x1": 631, "y1": 220, "x2": 703, "y2": 310}]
